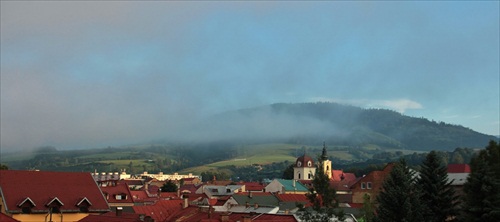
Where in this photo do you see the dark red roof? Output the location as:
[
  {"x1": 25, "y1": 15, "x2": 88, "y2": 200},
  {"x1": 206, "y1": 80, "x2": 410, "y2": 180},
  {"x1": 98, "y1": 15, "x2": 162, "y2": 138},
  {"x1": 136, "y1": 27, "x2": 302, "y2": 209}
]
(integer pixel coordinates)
[
  {"x1": 276, "y1": 193, "x2": 311, "y2": 207},
  {"x1": 0, "y1": 212, "x2": 19, "y2": 222},
  {"x1": 237, "y1": 182, "x2": 265, "y2": 191},
  {"x1": 295, "y1": 154, "x2": 314, "y2": 168},
  {"x1": 0, "y1": 170, "x2": 109, "y2": 213},
  {"x1": 100, "y1": 183, "x2": 134, "y2": 203},
  {"x1": 132, "y1": 199, "x2": 183, "y2": 222},
  {"x1": 447, "y1": 164, "x2": 471, "y2": 173},
  {"x1": 253, "y1": 214, "x2": 297, "y2": 222}
]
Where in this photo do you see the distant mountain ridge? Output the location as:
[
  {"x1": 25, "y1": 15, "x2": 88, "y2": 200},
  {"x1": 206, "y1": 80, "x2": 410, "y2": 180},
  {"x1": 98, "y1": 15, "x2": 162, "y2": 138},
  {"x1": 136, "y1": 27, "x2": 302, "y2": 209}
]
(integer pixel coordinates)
[{"x1": 186, "y1": 102, "x2": 495, "y2": 151}]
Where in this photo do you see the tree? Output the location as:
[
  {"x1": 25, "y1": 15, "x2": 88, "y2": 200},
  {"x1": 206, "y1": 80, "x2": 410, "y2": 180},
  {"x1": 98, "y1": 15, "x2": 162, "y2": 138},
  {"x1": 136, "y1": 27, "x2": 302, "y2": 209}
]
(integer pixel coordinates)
[
  {"x1": 374, "y1": 159, "x2": 424, "y2": 222},
  {"x1": 0, "y1": 164, "x2": 8, "y2": 170},
  {"x1": 161, "y1": 180, "x2": 178, "y2": 192},
  {"x1": 300, "y1": 146, "x2": 344, "y2": 221},
  {"x1": 418, "y1": 151, "x2": 458, "y2": 222},
  {"x1": 460, "y1": 140, "x2": 500, "y2": 222},
  {"x1": 360, "y1": 193, "x2": 375, "y2": 222},
  {"x1": 282, "y1": 164, "x2": 294, "y2": 179}
]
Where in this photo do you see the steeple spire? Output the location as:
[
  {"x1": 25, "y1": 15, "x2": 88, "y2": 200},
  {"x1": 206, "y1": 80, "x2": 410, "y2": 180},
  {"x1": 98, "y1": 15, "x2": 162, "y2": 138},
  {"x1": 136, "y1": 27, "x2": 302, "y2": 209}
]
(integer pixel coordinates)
[{"x1": 321, "y1": 142, "x2": 328, "y2": 161}]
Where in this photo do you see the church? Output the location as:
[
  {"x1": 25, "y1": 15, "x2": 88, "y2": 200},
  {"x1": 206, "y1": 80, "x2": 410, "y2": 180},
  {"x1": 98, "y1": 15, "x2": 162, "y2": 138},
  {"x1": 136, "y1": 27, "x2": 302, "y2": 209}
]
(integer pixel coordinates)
[{"x1": 293, "y1": 143, "x2": 333, "y2": 181}]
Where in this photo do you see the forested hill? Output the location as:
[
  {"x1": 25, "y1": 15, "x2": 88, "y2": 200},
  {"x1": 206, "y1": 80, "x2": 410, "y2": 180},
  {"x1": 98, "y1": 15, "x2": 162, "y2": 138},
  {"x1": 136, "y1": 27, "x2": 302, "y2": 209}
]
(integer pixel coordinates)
[{"x1": 190, "y1": 102, "x2": 496, "y2": 151}]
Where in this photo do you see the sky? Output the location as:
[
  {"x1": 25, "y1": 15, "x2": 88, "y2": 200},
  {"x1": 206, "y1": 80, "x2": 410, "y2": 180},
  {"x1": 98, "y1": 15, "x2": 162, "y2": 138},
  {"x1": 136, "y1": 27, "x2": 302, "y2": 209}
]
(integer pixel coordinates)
[{"x1": 1, "y1": 1, "x2": 499, "y2": 152}]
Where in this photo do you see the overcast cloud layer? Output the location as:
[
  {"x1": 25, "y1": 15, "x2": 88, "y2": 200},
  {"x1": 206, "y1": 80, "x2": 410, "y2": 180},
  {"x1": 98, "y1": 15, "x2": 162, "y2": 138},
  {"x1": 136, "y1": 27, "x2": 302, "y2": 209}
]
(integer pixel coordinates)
[{"x1": 1, "y1": 1, "x2": 499, "y2": 151}]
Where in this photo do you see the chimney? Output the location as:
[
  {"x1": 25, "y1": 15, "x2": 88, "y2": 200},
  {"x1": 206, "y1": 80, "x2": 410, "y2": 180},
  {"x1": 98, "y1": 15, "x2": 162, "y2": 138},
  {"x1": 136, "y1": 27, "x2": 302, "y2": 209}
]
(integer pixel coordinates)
[
  {"x1": 116, "y1": 207, "x2": 123, "y2": 216},
  {"x1": 245, "y1": 202, "x2": 250, "y2": 208},
  {"x1": 293, "y1": 179, "x2": 296, "y2": 187},
  {"x1": 183, "y1": 197, "x2": 189, "y2": 209},
  {"x1": 221, "y1": 212, "x2": 230, "y2": 222},
  {"x1": 248, "y1": 191, "x2": 252, "y2": 198},
  {"x1": 243, "y1": 215, "x2": 252, "y2": 222},
  {"x1": 254, "y1": 203, "x2": 258, "y2": 209}
]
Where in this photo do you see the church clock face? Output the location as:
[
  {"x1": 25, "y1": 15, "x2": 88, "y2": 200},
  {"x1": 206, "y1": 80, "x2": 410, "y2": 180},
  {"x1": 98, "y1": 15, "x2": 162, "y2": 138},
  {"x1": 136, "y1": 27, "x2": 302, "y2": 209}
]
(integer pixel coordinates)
[{"x1": 297, "y1": 161, "x2": 302, "y2": 167}]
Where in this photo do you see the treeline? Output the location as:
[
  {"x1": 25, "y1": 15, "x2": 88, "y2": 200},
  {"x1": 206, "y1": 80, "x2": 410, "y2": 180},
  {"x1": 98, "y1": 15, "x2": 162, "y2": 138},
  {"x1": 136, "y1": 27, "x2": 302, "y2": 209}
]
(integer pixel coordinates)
[{"x1": 369, "y1": 140, "x2": 500, "y2": 222}]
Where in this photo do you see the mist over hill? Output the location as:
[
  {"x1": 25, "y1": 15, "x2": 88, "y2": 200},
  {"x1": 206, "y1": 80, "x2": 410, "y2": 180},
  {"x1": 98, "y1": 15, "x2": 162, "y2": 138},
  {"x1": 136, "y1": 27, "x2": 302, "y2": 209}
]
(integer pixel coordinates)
[{"x1": 173, "y1": 102, "x2": 495, "y2": 151}]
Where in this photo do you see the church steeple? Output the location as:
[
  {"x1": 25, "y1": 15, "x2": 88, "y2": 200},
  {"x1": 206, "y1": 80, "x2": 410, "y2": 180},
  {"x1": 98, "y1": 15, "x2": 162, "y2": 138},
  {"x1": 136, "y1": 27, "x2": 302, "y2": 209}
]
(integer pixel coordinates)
[{"x1": 321, "y1": 142, "x2": 328, "y2": 161}]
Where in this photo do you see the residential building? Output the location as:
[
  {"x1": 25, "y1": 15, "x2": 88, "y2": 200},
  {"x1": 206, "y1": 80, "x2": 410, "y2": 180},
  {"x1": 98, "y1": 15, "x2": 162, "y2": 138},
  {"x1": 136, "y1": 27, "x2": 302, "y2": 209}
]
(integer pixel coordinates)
[
  {"x1": 265, "y1": 179, "x2": 309, "y2": 194},
  {"x1": 0, "y1": 170, "x2": 109, "y2": 222},
  {"x1": 350, "y1": 163, "x2": 395, "y2": 203}
]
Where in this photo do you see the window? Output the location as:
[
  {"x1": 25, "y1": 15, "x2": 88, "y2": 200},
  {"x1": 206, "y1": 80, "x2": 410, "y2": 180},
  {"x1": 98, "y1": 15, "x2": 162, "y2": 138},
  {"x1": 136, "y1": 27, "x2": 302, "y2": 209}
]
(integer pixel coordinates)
[
  {"x1": 116, "y1": 195, "x2": 122, "y2": 200},
  {"x1": 226, "y1": 188, "x2": 231, "y2": 193},
  {"x1": 367, "y1": 182, "x2": 372, "y2": 189},
  {"x1": 22, "y1": 207, "x2": 31, "y2": 214},
  {"x1": 297, "y1": 161, "x2": 302, "y2": 167},
  {"x1": 308, "y1": 173, "x2": 312, "y2": 179},
  {"x1": 361, "y1": 182, "x2": 366, "y2": 189},
  {"x1": 50, "y1": 206, "x2": 61, "y2": 214},
  {"x1": 307, "y1": 161, "x2": 312, "y2": 167},
  {"x1": 79, "y1": 206, "x2": 89, "y2": 213},
  {"x1": 298, "y1": 173, "x2": 301, "y2": 179}
]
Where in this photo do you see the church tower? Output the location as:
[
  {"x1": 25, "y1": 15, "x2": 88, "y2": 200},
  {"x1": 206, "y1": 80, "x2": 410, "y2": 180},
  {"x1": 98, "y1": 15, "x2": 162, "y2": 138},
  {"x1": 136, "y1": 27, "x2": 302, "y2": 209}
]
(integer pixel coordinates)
[
  {"x1": 321, "y1": 142, "x2": 332, "y2": 179},
  {"x1": 293, "y1": 151, "x2": 316, "y2": 181}
]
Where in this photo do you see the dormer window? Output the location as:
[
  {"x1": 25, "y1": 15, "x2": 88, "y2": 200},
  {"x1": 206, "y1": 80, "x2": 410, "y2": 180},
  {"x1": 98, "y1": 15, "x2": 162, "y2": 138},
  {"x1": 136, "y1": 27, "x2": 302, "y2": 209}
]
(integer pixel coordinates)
[
  {"x1": 17, "y1": 197, "x2": 36, "y2": 214},
  {"x1": 76, "y1": 197, "x2": 92, "y2": 213},
  {"x1": 46, "y1": 197, "x2": 64, "y2": 213},
  {"x1": 115, "y1": 193, "x2": 127, "y2": 200}
]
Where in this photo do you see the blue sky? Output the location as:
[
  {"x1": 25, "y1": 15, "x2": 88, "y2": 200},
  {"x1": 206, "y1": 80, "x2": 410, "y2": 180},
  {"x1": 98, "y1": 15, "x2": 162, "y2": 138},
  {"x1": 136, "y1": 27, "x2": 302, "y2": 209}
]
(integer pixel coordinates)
[{"x1": 1, "y1": 1, "x2": 499, "y2": 151}]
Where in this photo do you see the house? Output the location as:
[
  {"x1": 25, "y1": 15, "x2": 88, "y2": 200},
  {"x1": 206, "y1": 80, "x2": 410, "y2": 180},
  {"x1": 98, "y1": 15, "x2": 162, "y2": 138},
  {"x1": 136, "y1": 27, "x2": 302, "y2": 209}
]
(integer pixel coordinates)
[
  {"x1": 0, "y1": 170, "x2": 109, "y2": 222},
  {"x1": 166, "y1": 207, "x2": 299, "y2": 222},
  {"x1": 275, "y1": 193, "x2": 311, "y2": 212},
  {"x1": 447, "y1": 164, "x2": 471, "y2": 197},
  {"x1": 350, "y1": 163, "x2": 395, "y2": 204},
  {"x1": 196, "y1": 185, "x2": 245, "y2": 198},
  {"x1": 236, "y1": 182, "x2": 265, "y2": 192},
  {"x1": 132, "y1": 199, "x2": 184, "y2": 222},
  {"x1": 182, "y1": 177, "x2": 202, "y2": 185},
  {"x1": 265, "y1": 179, "x2": 309, "y2": 194},
  {"x1": 229, "y1": 192, "x2": 280, "y2": 213},
  {"x1": 100, "y1": 183, "x2": 135, "y2": 210}
]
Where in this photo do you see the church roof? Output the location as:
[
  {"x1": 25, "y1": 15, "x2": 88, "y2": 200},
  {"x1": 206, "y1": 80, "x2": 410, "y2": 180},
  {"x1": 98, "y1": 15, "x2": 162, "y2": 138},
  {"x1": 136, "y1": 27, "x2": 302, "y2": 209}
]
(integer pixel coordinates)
[{"x1": 295, "y1": 154, "x2": 314, "y2": 168}]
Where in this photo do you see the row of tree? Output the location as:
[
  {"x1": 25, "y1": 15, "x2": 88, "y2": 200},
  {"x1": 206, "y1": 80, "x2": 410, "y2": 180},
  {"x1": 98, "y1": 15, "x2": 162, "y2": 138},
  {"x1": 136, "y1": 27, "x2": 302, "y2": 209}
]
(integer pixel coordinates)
[{"x1": 373, "y1": 140, "x2": 500, "y2": 222}]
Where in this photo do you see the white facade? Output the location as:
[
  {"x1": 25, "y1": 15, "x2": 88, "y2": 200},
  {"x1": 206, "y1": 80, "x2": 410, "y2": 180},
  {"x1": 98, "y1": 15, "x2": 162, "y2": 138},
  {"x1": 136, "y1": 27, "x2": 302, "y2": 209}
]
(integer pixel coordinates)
[{"x1": 138, "y1": 172, "x2": 200, "y2": 181}]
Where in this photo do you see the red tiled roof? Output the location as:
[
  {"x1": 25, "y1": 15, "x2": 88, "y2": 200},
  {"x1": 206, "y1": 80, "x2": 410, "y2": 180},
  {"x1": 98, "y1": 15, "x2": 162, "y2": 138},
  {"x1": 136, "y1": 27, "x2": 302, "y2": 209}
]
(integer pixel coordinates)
[
  {"x1": 276, "y1": 193, "x2": 310, "y2": 207},
  {"x1": 331, "y1": 170, "x2": 357, "y2": 182},
  {"x1": 179, "y1": 184, "x2": 201, "y2": 194},
  {"x1": 348, "y1": 203, "x2": 364, "y2": 208},
  {"x1": 160, "y1": 192, "x2": 180, "y2": 199},
  {"x1": 130, "y1": 190, "x2": 150, "y2": 203},
  {"x1": 0, "y1": 170, "x2": 109, "y2": 213},
  {"x1": 237, "y1": 182, "x2": 265, "y2": 191},
  {"x1": 0, "y1": 212, "x2": 19, "y2": 222},
  {"x1": 100, "y1": 183, "x2": 134, "y2": 203},
  {"x1": 253, "y1": 214, "x2": 297, "y2": 222},
  {"x1": 132, "y1": 199, "x2": 183, "y2": 222},
  {"x1": 168, "y1": 210, "x2": 298, "y2": 222},
  {"x1": 447, "y1": 164, "x2": 471, "y2": 173}
]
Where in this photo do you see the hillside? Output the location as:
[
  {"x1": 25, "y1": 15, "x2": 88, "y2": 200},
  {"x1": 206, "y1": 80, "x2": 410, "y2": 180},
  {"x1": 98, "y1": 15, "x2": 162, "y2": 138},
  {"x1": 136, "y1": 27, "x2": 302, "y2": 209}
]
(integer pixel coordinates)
[{"x1": 183, "y1": 102, "x2": 495, "y2": 151}]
